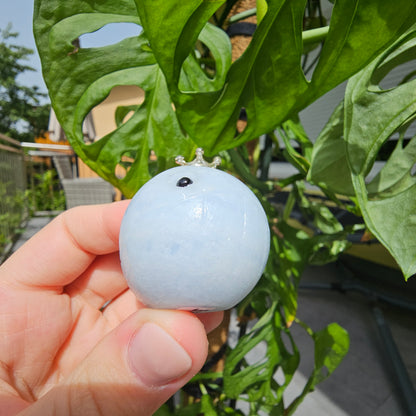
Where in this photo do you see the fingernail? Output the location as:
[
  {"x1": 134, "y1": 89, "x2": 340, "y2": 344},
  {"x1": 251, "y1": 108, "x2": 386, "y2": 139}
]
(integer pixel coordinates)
[{"x1": 128, "y1": 323, "x2": 192, "y2": 387}]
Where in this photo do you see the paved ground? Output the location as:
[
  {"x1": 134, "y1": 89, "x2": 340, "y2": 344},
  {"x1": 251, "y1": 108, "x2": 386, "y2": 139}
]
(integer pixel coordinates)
[
  {"x1": 285, "y1": 262, "x2": 416, "y2": 416},
  {"x1": 7, "y1": 216, "x2": 416, "y2": 416}
]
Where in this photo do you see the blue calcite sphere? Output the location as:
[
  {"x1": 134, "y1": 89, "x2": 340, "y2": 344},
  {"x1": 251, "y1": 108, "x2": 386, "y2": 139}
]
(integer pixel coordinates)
[{"x1": 119, "y1": 165, "x2": 270, "y2": 312}]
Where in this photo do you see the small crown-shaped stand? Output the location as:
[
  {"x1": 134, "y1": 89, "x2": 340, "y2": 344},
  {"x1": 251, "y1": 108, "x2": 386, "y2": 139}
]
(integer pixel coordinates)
[{"x1": 176, "y1": 148, "x2": 221, "y2": 168}]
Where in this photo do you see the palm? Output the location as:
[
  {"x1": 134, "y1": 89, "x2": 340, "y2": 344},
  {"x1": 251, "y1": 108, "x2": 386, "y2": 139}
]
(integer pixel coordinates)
[
  {"x1": 0, "y1": 204, "x2": 135, "y2": 402},
  {"x1": 1, "y1": 252, "x2": 141, "y2": 402}
]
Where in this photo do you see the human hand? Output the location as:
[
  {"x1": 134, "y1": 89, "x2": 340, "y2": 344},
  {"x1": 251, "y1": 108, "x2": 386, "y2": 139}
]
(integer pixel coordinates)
[{"x1": 0, "y1": 201, "x2": 223, "y2": 415}]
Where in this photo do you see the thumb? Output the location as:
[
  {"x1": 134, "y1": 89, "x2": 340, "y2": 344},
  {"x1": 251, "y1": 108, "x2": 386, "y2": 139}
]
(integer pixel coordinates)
[{"x1": 22, "y1": 309, "x2": 209, "y2": 416}]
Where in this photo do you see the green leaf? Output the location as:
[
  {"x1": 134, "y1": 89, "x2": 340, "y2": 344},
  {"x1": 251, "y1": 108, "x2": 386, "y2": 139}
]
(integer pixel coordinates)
[
  {"x1": 353, "y1": 176, "x2": 416, "y2": 279},
  {"x1": 307, "y1": 101, "x2": 356, "y2": 196},
  {"x1": 294, "y1": 182, "x2": 344, "y2": 235},
  {"x1": 199, "y1": 391, "x2": 218, "y2": 416},
  {"x1": 224, "y1": 303, "x2": 300, "y2": 412},
  {"x1": 345, "y1": 30, "x2": 416, "y2": 175},
  {"x1": 34, "y1": 0, "x2": 196, "y2": 197},
  {"x1": 313, "y1": 323, "x2": 350, "y2": 384},
  {"x1": 139, "y1": 0, "x2": 308, "y2": 154},
  {"x1": 179, "y1": 22, "x2": 232, "y2": 93},
  {"x1": 136, "y1": 0, "x2": 416, "y2": 154},
  {"x1": 344, "y1": 26, "x2": 416, "y2": 279},
  {"x1": 309, "y1": 232, "x2": 354, "y2": 265},
  {"x1": 367, "y1": 133, "x2": 416, "y2": 197},
  {"x1": 274, "y1": 122, "x2": 310, "y2": 177},
  {"x1": 153, "y1": 405, "x2": 173, "y2": 416},
  {"x1": 310, "y1": 0, "x2": 416, "y2": 92},
  {"x1": 134, "y1": 0, "x2": 224, "y2": 87},
  {"x1": 286, "y1": 322, "x2": 349, "y2": 415},
  {"x1": 115, "y1": 105, "x2": 139, "y2": 128},
  {"x1": 257, "y1": 216, "x2": 316, "y2": 325},
  {"x1": 34, "y1": 0, "x2": 416, "y2": 195},
  {"x1": 264, "y1": 234, "x2": 301, "y2": 324}
]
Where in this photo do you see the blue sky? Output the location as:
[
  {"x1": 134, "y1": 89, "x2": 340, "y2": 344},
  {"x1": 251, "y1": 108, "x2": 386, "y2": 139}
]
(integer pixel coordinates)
[
  {"x1": 0, "y1": 1, "x2": 141, "y2": 100},
  {"x1": 0, "y1": 0, "x2": 46, "y2": 93}
]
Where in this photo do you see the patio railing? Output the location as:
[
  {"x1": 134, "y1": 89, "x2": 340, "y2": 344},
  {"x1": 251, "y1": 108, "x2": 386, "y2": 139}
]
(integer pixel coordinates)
[
  {"x1": 0, "y1": 136, "x2": 75, "y2": 257},
  {"x1": 21, "y1": 141, "x2": 73, "y2": 214},
  {"x1": 0, "y1": 137, "x2": 117, "y2": 259},
  {"x1": 0, "y1": 134, "x2": 27, "y2": 256}
]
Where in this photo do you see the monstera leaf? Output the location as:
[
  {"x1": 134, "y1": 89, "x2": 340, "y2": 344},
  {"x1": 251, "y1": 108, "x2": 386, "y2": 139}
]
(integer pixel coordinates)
[
  {"x1": 33, "y1": 0, "x2": 230, "y2": 197},
  {"x1": 34, "y1": 0, "x2": 416, "y2": 197},
  {"x1": 346, "y1": 27, "x2": 416, "y2": 280},
  {"x1": 136, "y1": 0, "x2": 416, "y2": 154},
  {"x1": 309, "y1": 25, "x2": 416, "y2": 279}
]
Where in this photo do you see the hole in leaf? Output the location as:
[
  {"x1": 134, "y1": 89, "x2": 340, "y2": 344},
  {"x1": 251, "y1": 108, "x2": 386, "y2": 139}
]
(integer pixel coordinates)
[
  {"x1": 274, "y1": 366, "x2": 286, "y2": 385},
  {"x1": 148, "y1": 150, "x2": 162, "y2": 177},
  {"x1": 237, "y1": 107, "x2": 248, "y2": 134},
  {"x1": 225, "y1": 0, "x2": 257, "y2": 63},
  {"x1": 77, "y1": 112, "x2": 96, "y2": 145},
  {"x1": 245, "y1": 340, "x2": 268, "y2": 366},
  {"x1": 400, "y1": 118, "x2": 416, "y2": 142},
  {"x1": 90, "y1": 85, "x2": 144, "y2": 137},
  {"x1": 365, "y1": 117, "x2": 416, "y2": 191},
  {"x1": 301, "y1": 1, "x2": 333, "y2": 80},
  {"x1": 179, "y1": 18, "x2": 233, "y2": 93},
  {"x1": 115, "y1": 105, "x2": 138, "y2": 128},
  {"x1": 195, "y1": 40, "x2": 217, "y2": 80},
  {"x1": 115, "y1": 150, "x2": 135, "y2": 179},
  {"x1": 179, "y1": 38, "x2": 222, "y2": 93},
  {"x1": 115, "y1": 163, "x2": 127, "y2": 180},
  {"x1": 373, "y1": 118, "x2": 416, "y2": 162},
  {"x1": 378, "y1": 59, "x2": 416, "y2": 90},
  {"x1": 370, "y1": 38, "x2": 416, "y2": 90},
  {"x1": 79, "y1": 22, "x2": 142, "y2": 48}
]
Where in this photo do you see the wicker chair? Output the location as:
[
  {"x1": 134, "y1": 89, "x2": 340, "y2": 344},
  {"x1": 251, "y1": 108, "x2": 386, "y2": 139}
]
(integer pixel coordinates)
[{"x1": 52, "y1": 156, "x2": 114, "y2": 209}]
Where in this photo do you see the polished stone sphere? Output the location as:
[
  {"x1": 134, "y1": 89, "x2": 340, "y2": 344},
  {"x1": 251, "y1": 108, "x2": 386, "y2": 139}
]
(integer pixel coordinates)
[{"x1": 119, "y1": 165, "x2": 270, "y2": 312}]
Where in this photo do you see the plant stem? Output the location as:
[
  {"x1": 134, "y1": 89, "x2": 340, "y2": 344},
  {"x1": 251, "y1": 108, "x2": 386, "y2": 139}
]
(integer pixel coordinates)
[
  {"x1": 228, "y1": 148, "x2": 273, "y2": 194},
  {"x1": 228, "y1": 8, "x2": 257, "y2": 24},
  {"x1": 302, "y1": 26, "x2": 329, "y2": 45},
  {"x1": 229, "y1": 4, "x2": 329, "y2": 47},
  {"x1": 283, "y1": 190, "x2": 296, "y2": 222}
]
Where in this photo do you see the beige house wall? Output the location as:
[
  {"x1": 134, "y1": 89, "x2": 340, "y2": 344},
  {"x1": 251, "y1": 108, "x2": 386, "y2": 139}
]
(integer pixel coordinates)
[
  {"x1": 78, "y1": 85, "x2": 145, "y2": 186},
  {"x1": 91, "y1": 85, "x2": 145, "y2": 139}
]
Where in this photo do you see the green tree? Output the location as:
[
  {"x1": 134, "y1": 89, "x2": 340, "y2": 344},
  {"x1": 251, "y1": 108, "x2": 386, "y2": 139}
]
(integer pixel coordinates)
[{"x1": 0, "y1": 24, "x2": 50, "y2": 141}]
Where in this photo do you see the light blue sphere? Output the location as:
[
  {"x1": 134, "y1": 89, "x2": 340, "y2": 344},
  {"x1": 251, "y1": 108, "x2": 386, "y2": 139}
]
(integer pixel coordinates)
[{"x1": 119, "y1": 166, "x2": 270, "y2": 312}]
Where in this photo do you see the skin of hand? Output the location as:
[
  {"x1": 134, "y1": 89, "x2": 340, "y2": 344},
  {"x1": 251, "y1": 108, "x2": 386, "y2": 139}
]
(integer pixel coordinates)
[{"x1": 0, "y1": 201, "x2": 224, "y2": 415}]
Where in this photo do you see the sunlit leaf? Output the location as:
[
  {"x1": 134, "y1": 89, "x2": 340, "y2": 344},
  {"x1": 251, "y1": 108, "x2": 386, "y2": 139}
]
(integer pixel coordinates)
[
  {"x1": 313, "y1": 323, "x2": 350, "y2": 384},
  {"x1": 344, "y1": 26, "x2": 416, "y2": 279},
  {"x1": 136, "y1": 0, "x2": 416, "y2": 154},
  {"x1": 286, "y1": 322, "x2": 349, "y2": 415},
  {"x1": 224, "y1": 304, "x2": 300, "y2": 411},
  {"x1": 34, "y1": 0, "x2": 205, "y2": 196},
  {"x1": 307, "y1": 101, "x2": 356, "y2": 196}
]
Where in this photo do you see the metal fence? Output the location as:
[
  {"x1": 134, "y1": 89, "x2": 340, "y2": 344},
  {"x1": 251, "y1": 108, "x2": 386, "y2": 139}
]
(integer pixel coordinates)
[
  {"x1": 0, "y1": 134, "x2": 26, "y2": 255},
  {"x1": 0, "y1": 136, "x2": 74, "y2": 258},
  {"x1": 21, "y1": 142, "x2": 73, "y2": 214}
]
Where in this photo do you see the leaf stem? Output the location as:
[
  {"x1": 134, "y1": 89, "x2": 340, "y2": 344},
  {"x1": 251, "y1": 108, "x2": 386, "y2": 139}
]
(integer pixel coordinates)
[
  {"x1": 228, "y1": 8, "x2": 257, "y2": 24},
  {"x1": 302, "y1": 26, "x2": 329, "y2": 45},
  {"x1": 283, "y1": 189, "x2": 296, "y2": 222},
  {"x1": 228, "y1": 5, "x2": 329, "y2": 48},
  {"x1": 228, "y1": 148, "x2": 273, "y2": 194}
]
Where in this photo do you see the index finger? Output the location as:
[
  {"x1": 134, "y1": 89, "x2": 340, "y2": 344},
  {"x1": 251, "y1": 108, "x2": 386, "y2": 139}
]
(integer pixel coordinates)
[{"x1": 0, "y1": 200, "x2": 130, "y2": 290}]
